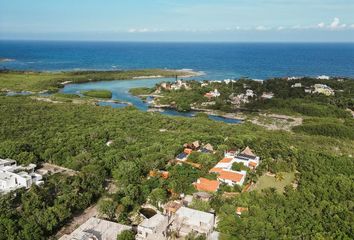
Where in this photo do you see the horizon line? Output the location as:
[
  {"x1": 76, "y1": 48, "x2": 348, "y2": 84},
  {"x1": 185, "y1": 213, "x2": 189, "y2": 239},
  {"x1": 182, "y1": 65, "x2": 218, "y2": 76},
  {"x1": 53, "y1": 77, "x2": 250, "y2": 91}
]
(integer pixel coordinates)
[{"x1": 1, "y1": 39, "x2": 354, "y2": 44}]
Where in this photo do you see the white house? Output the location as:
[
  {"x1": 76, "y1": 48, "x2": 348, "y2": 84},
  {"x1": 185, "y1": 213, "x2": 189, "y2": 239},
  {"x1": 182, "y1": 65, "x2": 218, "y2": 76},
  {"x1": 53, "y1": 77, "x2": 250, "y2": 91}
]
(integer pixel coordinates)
[
  {"x1": 172, "y1": 207, "x2": 215, "y2": 238},
  {"x1": 291, "y1": 83, "x2": 302, "y2": 88},
  {"x1": 0, "y1": 159, "x2": 43, "y2": 194},
  {"x1": 136, "y1": 213, "x2": 169, "y2": 240}
]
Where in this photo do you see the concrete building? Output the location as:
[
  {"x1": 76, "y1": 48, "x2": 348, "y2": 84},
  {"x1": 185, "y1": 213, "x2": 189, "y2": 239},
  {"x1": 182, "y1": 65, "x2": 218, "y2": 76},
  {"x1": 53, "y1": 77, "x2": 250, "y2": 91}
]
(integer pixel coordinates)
[
  {"x1": 59, "y1": 217, "x2": 131, "y2": 240},
  {"x1": 136, "y1": 213, "x2": 169, "y2": 240},
  {"x1": 172, "y1": 207, "x2": 215, "y2": 238}
]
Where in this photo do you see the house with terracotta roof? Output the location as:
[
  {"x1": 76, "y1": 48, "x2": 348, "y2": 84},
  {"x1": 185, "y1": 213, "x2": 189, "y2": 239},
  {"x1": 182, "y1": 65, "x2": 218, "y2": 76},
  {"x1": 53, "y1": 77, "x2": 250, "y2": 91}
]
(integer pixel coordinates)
[
  {"x1": 217, "y1": 170, "x2": 247, "y2": 186},
  {"x1": 194, "y1": 177, "x2": 220, "y2": 192}
]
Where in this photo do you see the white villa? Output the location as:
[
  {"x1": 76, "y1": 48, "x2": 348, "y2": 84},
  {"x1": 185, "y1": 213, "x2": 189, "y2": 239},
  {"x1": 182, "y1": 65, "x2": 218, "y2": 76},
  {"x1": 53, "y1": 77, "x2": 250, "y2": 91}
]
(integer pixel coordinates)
[
  {"x1": 0, "y1": 159, "x2": 43, "y2": 194},
  {"x1": 208, "y1": 147, "x2": 260, "y2": 187}
]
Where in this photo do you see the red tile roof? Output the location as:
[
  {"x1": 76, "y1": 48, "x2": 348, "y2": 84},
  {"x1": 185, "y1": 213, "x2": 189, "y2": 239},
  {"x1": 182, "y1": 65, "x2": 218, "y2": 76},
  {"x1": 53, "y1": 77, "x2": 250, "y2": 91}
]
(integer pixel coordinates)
[
  {"x1": 219, "y1": 157, "x2": 233, "y2": 163},
  {"x1": 218, "y1": 170, "x2": 244, "y2": 183},
  {"x1": 195, "y1": 177, "x2": 220, "y2": 192},
  {"x1": 184, "y1": 148, "x2": 193, "y2": 154}
]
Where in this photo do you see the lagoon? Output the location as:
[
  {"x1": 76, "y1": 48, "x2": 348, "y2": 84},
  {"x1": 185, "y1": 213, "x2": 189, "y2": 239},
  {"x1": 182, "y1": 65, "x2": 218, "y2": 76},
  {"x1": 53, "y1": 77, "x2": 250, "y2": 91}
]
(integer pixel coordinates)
[{"x1": 61, "y1": 78, "x2": 242, "y2": 124}]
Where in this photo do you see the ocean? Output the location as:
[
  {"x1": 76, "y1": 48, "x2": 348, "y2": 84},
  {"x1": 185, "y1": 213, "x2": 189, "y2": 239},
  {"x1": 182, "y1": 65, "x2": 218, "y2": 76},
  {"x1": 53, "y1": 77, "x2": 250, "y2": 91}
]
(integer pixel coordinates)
[{"x1": 1, "y1": 41, "x2": 354, "y2": 79}]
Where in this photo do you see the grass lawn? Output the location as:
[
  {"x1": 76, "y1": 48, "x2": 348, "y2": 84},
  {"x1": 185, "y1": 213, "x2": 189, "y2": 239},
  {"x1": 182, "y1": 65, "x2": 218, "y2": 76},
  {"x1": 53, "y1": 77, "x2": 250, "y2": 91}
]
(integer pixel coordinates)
[{"x1": 253, "y1": 172, "x2": 295, "y2": 193}]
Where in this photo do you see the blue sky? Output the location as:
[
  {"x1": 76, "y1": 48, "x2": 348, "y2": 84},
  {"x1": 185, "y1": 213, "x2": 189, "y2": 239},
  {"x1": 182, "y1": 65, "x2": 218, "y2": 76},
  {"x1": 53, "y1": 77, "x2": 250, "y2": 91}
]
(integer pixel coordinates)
[{"x1": 0, "y1": 0, "x2": 353, "y2": 42}]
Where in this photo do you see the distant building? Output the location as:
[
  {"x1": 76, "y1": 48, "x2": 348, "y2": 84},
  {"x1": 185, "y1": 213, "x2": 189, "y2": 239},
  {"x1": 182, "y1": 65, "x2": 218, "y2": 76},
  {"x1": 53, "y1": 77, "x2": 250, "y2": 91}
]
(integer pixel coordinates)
[
  {"x1": 291, "y1": 83, "x2": 302, "y2": 88},
  {"x1": 313, "y1": 84, "x2": 335, "y2": 96},
  {"x1": 287, "y1": 76, "x2": 302, "y2": 81},
  {"x1": 136, "y1": 213, "x2": 169, "y2": 240},
  {"x1": 317, "y1": 75, "x2": 330, "y2": 80},
  {"x1": 172, "y1": 207, "x2": 215, "y2": 238},
  {"x1": 59, "y1": 217, "x2": 131, "y2": 240},
  {"x1": 204, "y1": 89, "x2": 220, "y2": 99}
]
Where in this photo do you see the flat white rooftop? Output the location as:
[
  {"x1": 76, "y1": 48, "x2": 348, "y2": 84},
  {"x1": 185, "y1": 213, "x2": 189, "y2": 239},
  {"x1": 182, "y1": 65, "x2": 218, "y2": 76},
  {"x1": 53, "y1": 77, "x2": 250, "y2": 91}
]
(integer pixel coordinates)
[{"x1": 59, "y1": 217, "x2": 131, "y2": 240}]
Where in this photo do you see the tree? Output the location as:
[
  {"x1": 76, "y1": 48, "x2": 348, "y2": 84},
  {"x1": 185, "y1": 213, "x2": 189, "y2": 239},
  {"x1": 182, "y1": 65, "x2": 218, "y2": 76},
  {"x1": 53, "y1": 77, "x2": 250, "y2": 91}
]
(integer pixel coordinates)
[
  {"x1": 113, "y1": 161, "x2": 141, "y2": 186},
  {"x1": 98, "y1": 198, "x2": 118, "y2": 220},
  {"x1": 148, "y1": 188, "x2": 167, "y2": 207},
  {"x1": 231, "y1": 162, "x2": 247, "y2": 172},
  {"x1": 117, "y1": 230, "x2": 135, "y2": 240},
  {"x1": 275, "y1": 173, "x2": 284, "y2": 182}
]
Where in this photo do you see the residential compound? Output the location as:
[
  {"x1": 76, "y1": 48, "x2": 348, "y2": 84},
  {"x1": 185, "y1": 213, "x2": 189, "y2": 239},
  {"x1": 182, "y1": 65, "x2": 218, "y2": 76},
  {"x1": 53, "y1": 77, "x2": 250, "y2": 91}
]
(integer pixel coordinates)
[
  {"x1": 0, "y1": 158, "x2": 44, "y2": 194},
  {"x1": 195, "y1": 147, "x2": 260, "y2": 192}
]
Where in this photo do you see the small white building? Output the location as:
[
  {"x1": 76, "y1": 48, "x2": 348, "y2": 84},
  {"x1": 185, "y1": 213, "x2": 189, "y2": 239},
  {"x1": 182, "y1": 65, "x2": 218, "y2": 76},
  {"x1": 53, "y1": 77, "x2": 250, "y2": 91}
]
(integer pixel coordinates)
[
  {"x1": 317, "y1": 75, "x2": 330, "y2": 80},
  {"x1": 287, "y1": 76, "x2": 302, "y2": 81},
  {"x1": 59, "y1": 217, "x2": 131, "y2": 240},
  {"x1": 291, "y1": 83, "x2": 302, "y2": 88},
  {"x1": 172, "y1": 207, "x2": 215, "y2": 238},
  {"x1": 136, "y1": 213, "x2": 169, "y2": 240}
]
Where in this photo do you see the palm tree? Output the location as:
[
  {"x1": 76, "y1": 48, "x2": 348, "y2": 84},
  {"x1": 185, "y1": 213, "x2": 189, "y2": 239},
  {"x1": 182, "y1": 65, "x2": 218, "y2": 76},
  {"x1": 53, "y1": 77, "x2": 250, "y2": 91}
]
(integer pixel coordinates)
[{"x1": 275, "y1": 172, "x2": 284, "y2": 182}]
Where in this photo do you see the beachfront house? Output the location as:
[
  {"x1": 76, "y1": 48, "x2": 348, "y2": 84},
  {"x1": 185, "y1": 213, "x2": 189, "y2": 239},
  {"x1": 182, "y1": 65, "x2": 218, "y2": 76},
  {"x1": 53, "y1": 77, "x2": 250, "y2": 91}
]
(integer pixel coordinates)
[
  {"x1": 136, "y1": 213, "x2": 169, "y2": 240},
  {"x1": 171, "y1": 207, "x2": 215, "y2": 238}
]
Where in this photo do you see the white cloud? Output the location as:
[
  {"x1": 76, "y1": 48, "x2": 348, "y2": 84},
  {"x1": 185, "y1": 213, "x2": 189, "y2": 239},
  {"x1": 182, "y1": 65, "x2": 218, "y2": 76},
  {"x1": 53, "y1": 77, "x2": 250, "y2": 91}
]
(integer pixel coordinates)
[
  {"x1": 317, "y1": 22, "x2": 325, "y2": 28},
  {"x1": 255, "y1": 25, "x2": 270, "y2": 31},
  {"x1": 330, "y1": 17, "x2": 340, "y2": 28},
  {"x1": 128, "y1": 28, "x2": 164, "y2": 33},
  {"x1": 328, "y1": 17, "x2": 346, "y2": 29},
  {"x1": 277, "y1": 26, "x2": 284, "y2": 31}
]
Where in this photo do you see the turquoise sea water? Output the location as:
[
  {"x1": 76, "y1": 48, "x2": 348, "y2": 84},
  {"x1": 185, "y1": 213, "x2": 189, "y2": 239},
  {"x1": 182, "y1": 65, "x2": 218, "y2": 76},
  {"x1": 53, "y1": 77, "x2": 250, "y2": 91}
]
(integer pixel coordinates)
[
  {"x1": 1, "y1": 41, "x2": 354, "y2": 79},
  {"x1": 2, "y1": 40, "x2": 353, "y2": 123}
]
